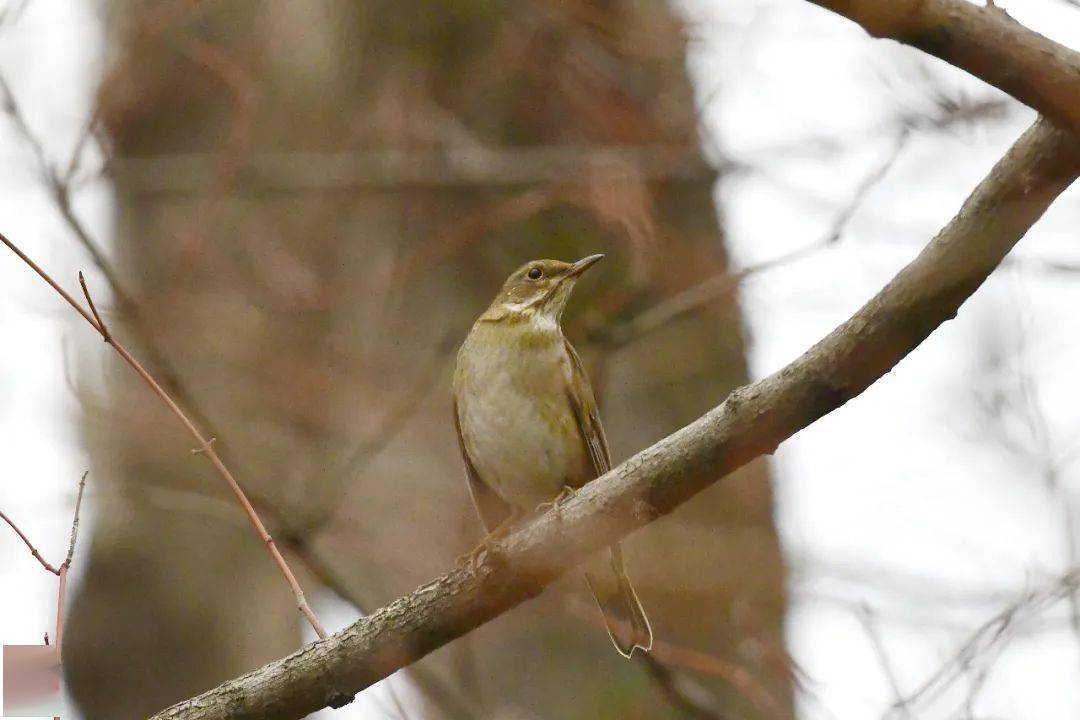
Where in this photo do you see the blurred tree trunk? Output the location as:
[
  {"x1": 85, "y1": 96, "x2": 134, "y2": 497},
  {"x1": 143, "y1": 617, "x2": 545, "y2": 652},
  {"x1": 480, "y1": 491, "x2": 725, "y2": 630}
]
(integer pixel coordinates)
[{"x1": 65, "y1": 1, "x2": 792, "y2": 718}]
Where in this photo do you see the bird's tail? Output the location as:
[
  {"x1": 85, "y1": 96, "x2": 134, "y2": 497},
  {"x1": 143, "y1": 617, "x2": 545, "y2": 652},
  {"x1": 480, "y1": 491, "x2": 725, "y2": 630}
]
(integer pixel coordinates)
[{"x1": 583, "y1": 543, "x2": 653, "y2": 658}]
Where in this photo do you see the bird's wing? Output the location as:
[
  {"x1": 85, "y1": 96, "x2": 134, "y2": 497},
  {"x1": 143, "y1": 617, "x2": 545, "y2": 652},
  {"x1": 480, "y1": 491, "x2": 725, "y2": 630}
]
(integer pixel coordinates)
[
  {"x1": 565, "y1": 337, "x2": 654, "y2": 657},
  {"x1": 453, "y1": 396, "x2": 514, "y2": 532},
  {"x1": 563, "y1": 337, "x2": 612, "y2": 478}
]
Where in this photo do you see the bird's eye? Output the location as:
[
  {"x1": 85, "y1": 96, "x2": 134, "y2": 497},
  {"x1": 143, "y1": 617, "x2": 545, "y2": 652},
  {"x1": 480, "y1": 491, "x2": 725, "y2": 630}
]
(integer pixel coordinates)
[{"x1": 527, "y1": 266, "x2": 543, "y2": 280}]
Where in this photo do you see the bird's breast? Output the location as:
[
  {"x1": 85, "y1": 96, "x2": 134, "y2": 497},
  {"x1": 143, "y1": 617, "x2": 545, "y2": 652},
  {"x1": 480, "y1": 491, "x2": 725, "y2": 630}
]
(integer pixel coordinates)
[{"x1": 454, "y1": 323, "x2": 591, "y2": 508}]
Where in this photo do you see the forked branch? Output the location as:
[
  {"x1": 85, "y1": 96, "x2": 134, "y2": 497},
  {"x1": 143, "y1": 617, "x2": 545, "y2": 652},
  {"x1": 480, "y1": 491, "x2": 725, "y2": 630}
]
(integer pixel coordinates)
[
  {"x1": 0, "y1": 233, "x2": 328, "y2": 640},
  {"x1": 1, "y1": 471, "x2": 88, "y2": 654}
]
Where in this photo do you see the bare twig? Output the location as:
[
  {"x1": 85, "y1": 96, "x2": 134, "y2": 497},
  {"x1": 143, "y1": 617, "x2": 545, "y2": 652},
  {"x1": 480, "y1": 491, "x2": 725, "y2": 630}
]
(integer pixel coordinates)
[
  {"x1": 593, "y1": 130, "x2": 909, "y2": 350},
  {"x1": 78, "y1": 272, "x2": 111, "y2": 342},
  {"x1": 0, "y1": 71, "x2": 256, "y2": 510},
  {"x1": 63, "y1": 471, "x2": 88, "y2": 569},
  {"x1": 52, "y1": 471, "x2": 88, "y2": 658},
  {"x1": 60, "y1": 104, "x2": 99, "y2": 187},
  {"x1": 969, "y1": 308, "x2": 1080, "y2": 667},
  {"x1": 1, "y1": 471, "x2": 88, "y2": 656},
  {"x1": 54, "y1": 558, "x2": 73, "y2": 652},
  {"x1": 856, "y1": 604, "x2": 910, "y2": 719},
  {"x1": 0, "y1": 75, "x2": 51, "y2": 175},
  {"x1": 886, "y1": 570, "x2": 1080, "y2": 718},
  {"x1": 0, "y1": 508, "x2": 61, "y2": 575},
  {"x1": 0, "y1": 231, "x2": 328, "y2": 640},
  {"x1": 0, "y1": 67, "x2": 438, "y2": 556}
]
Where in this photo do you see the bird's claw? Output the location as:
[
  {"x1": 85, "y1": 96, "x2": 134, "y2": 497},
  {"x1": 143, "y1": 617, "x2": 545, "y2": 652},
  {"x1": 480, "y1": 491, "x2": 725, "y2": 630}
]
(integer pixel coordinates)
[
  {"x1": 536, "y1": 485, "x2": 578, "y2": 514},
  {"x1": 456, "y1": 516, "x2": 519, "y2": 575},
  {"x1": 456, "y1": 542, "x2": 490, "y2": 576}
]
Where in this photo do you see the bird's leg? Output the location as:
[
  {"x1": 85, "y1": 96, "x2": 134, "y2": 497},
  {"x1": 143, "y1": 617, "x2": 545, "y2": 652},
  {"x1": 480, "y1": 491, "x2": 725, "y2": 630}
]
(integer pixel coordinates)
[
  {"x1": 534, "y1": 485, "x2": 578, "y2": 514},
  {"x1": 457, "y1": 507, "x2": 524, "y2": 575}
]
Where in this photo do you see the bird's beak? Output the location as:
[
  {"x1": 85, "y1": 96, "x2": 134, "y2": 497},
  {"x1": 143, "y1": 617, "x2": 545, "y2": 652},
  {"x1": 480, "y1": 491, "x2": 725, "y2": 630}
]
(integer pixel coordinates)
[{"x1": 567, "y1": 254, "x2": 604, "y2": 278}]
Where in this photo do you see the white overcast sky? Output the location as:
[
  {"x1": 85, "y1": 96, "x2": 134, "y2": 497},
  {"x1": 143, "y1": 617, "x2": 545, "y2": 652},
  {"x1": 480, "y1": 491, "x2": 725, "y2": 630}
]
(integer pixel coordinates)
[{"x1": 2, "y1": 1, "x2": 1080, "y2": 719}]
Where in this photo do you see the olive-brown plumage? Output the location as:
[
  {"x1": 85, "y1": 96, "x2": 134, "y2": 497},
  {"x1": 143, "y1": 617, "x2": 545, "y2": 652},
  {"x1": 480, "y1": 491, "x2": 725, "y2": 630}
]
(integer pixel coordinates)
[{"x1": 453, "y1": 255, "x2": 652, "y2": 658}]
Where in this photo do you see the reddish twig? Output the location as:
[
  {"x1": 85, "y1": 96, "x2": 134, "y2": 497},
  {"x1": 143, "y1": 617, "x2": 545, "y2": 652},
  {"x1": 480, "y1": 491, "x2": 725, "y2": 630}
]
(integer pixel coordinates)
[
  {"x1": 1, "y1": 471, "x2": 88, "y2": 656},
  {"x1": 63, "y1": 472, "x2": 87, "y2": 568},
  {"x1": 0, "y1": 509, "x2": 61, "y2": 575},
  {"x1": 0, "y1": 231, "x2": 328, "y2": 639},
  {"x1": 54, "y1": 471, "x2": 87, "y2": 656}
]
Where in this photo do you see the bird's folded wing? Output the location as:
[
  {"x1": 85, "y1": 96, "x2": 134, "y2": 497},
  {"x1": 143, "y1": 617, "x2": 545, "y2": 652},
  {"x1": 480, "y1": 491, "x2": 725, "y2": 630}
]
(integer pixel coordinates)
[
  {"x1": 453, "y1": 397, "x2": 514, "y2": 532},
  {"x1": 563, "y1": 338, "x2": 612, "y2": 478}
]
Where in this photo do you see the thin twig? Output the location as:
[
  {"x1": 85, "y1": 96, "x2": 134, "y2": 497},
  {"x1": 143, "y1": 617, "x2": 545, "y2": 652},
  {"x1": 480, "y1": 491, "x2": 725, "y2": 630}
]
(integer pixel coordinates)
[
  {"x1": 0, "y1": 75, "x2": 52, "y2": 178},
  {"x1": 593, "y1": 130, "x2": 909, "y2": 350},
  {"x1": 62, "y1": 471, "x2": 88, "y2": 569},
  {"x1": 0, "y1": 71, "x2": 417, "y2": 564},
  {"x1": 0, "y1": 231, "x2": 328, "y2": 639},
  {"x1": 54, "y1": 472, "x2": 88, "y2": 656},
  {"x1": 856, "y1": 603, "x2": 910, "y2": 719},
  {"x1": 1, "y1": 471, "x2": 88, "y2": 656},
  {"x1": 60, "y1": 104, "x2": 99, "y2": 187},
  {"x1": 78, "y1": 272, "x2": 111, "y2": 342},
  {"x1": 0, "y1": 71, "x2": 257, "y2": 503},
  {"x1": 0, "y1": 508, "x2": 61, "y2": 575},
  {"x1": 886, "y1": 570, "x2": 1080, "y2": 718},
  {"x1": 55, "y1": 566, "x2": 69, "y2": 656}
]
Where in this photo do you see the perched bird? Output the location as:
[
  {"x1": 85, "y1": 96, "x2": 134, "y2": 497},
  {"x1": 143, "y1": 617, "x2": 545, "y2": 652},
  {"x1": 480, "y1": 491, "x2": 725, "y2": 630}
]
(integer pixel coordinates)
[{"x1": 452, "y1": 254, "x2": 653, "y2": 658}]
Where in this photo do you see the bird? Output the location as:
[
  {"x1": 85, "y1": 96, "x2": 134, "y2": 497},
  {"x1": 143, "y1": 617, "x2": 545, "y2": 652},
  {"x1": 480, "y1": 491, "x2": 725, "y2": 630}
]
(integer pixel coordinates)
[{"x1": 452, "y1": 254, "x2": 653, "y2": 658}]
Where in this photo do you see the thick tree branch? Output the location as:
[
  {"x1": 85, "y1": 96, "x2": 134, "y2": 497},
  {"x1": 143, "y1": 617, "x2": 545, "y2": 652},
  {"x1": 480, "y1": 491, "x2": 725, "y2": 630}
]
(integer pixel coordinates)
[
  {"x1": 805, "y1": 0, "x2": 1080, "y2": 134},
  {"x1": 151, "y1": 117, "x2": 1079, "y2": 720}
]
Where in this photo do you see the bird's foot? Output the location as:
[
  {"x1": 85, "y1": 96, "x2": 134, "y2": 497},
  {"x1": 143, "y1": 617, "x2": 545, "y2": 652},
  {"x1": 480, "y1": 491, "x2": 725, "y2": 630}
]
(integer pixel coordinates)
[
  {"x1": 456, "y1": 512, "x2": 522, "y2": 575},
  {"x1": 456, "y1": 540, "x2": 493, "y2": 576},
  {"x1": 535, "y1": 485, "x2": 578, "y2": 514}
]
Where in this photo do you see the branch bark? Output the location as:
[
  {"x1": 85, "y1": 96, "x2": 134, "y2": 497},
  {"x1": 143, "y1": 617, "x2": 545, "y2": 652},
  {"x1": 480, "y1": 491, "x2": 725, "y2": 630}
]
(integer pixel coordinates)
[
  {"x1": 805, "y1": 0, "x2": 1080, "y2": 134},
  {"x1": 151, "y1": 117, "x2": 1080, "y2": 720}
]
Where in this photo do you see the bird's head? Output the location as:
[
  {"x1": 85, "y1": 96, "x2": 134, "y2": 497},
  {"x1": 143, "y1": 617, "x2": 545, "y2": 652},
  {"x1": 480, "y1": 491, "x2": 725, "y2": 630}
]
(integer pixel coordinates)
[{"x1": 482, "y1": 254, "x2": 604, "y2": 323}]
